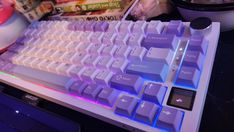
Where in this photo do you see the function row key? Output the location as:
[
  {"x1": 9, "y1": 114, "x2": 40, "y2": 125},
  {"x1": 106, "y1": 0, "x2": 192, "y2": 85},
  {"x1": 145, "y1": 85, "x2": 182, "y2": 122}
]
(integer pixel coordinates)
[{"x1": 68, "y1": 21, "x2": 109, "y2": 32}]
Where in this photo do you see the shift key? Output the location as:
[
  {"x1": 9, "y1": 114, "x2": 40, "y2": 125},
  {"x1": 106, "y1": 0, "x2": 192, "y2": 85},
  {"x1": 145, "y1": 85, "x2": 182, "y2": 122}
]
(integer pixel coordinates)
[
  {"x1": 126, "y1": 61, "x2": 169, "y2": 82},
  {"x1": 110, "y1": 73, "x2": 143, "y2": 94}
]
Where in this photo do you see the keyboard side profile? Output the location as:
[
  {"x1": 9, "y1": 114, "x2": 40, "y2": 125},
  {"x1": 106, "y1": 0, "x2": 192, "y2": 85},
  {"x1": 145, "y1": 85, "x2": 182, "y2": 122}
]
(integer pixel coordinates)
[{"x1": 0, "y1": 20, "x2": 220, "y2": 132}]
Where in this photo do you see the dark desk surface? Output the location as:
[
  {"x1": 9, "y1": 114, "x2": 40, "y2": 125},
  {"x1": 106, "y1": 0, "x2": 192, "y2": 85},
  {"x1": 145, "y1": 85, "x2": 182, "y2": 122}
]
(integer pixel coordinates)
[{"x1": 199, "y1": 30, "x2": 234, "y2": 132}]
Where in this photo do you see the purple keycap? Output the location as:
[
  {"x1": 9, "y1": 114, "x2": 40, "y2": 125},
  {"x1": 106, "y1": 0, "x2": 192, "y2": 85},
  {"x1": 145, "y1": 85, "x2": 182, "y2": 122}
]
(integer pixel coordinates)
[
  {"x1": 94, "y1": 21, "x2": 109, "y2": 32},
  {"x1": 126, "y1": 61, "x2": 169, "y2": 82},
  {"x1": 142, "y1": 34, "x2": 178, "y2": 50},
  {"x1": 157, "y1": 106, "x2": 184, "y2": 132},
  {"x1": 1, "y1": 62, "x2": 14, "y2": 71},
  {"x1": 110, "y1": 73, "x2": 143, "y2": 94},
  {"x1": 97, "y1": 87, "x2": 119, "y2": 106},
  {"x1": 134, "y1": 101, "x2": 160, "y2": 125},
  {"x1": 15, "y1": 37, "x2": 27, "y2": 45},
  {"x1": 0, "y1": 60, "x2": 8, "y2": 71},
  {"x1": 28, "y1": 21, "x2": 40, "y2": 29},
  {"x1": 85, "y1": 21, "x2": 96, "y2": 31},
  {"x1": 187, "y1": 35, "x2": 208, "y2": 54},
  {"x1": 75, "y1": 21, "x2": 85, "y2": 31},
  {"x1": 175, "y1": 66, "x2": 200, "y2": 88},
  {"x1": 82, "y1": 84, "x2": 103, "y2": 100},
  {"x1": 165, "y1": 20, "x2": 185, "y2": 36},
  {"x1": 0, "y1": 52, "x2": 16, "y2": 62},
  {"x1": 114, "y1": 95, "x2": 138, "y2": 117},
  {"x1": 143, "y1": 83, "x2": 167, "y2": 105},
  {"x1": 183, "y1": 50, "x2": 204, "y2": 70},
  {"x1": 69, "y1": 80, "x2": 88, "y2": 95}
]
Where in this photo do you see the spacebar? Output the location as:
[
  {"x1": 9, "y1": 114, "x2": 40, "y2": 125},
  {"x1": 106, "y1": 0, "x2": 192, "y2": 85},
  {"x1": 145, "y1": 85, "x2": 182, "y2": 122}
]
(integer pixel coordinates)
[{"x1": 12, "y1": 65, "x2": 71, "y2": 90}]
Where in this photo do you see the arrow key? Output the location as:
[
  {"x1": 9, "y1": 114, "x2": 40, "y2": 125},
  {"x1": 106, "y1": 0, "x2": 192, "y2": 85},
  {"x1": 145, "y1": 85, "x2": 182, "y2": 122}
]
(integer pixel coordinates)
[
  {"x1": 157, "y1": 106, "x2": 184, "y2": 132},
  {"x1": 114, "y1": 95, "x2": 139, "y2": 117}
]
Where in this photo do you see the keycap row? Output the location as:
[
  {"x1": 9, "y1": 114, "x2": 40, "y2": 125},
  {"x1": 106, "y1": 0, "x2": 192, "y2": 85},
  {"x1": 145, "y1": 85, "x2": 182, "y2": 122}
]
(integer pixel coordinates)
[
  {"x1": 65, "y1": 79, "x2": 183, "y2": 132},
  {"x1": 10, "y1": 44, "x2": 174, "y2": 66},
  {"x1": 22, "y1": 27, "x2": 182, "y2": 49},
  {"x1": 175, "y1": 35, "x2": 208, "y2": 88},
  {"x1": 28, "y1": 20, "x2": 186, "y2": 36}
]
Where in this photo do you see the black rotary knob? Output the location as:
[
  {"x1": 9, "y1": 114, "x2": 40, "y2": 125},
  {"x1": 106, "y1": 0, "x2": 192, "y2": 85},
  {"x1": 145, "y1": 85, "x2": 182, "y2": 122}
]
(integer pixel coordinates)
[{"x1": 190, "y1": 17, "x2": 212, "y2": 35}]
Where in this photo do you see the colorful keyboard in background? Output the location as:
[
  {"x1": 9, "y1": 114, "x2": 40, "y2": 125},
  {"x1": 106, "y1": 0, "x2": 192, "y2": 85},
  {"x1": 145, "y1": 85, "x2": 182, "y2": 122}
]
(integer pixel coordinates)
[{"x1": 0, "y1": 20, "x2": 220, "y2": 132}]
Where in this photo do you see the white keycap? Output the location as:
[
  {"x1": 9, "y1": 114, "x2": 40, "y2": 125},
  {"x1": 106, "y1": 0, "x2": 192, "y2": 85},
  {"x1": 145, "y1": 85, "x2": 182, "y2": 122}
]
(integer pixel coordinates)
[
  {"x1": 80, "y1": 32, "x2": 93, "y2": 42},
  {"x1": 71, "y1": 52, "x2": 88, "y2": 65},
  {"x1": 62, "y1": 31, "x2": 73, "y2": 41},
  {"x1": 56, "y1": 41, "x2": 67, "y2": 51},
  {"x1": 22, "y1": 57, "x2": 35, "y2": 67},
  {"x1": 35, "y1": 48, "x2": 48, "y2": 58},
  {"x1": 95, "y1": 70, "x2": 113, "y2": 85},
  {"x1": 26, "y1": 58, "x2": 39, "y2": 68},
  {"x1": 114, "y1": 33, "x2": 130, "y2": 45},
  {"x1": 145, "y1": 47, "x2": 174, "y2": 65},
  {"x1": 84, "y1": 55, "x2": 100, "y2": 66},
  {"x1": 77, "y1": 42, "x2": 92, "y2": 53},
  {"x1": 111, "y1": 58, "x2": 128, "y2": 72},
  {"x1": 103, "y1": 32, "x2": 117, "y2": 45},
  {"x1": 81, "y1": 67, "x2": 99, "y2": 82},
  {"x1": 61, "y1": 52, "x2": 75, "y2": 63},
  {"x1": 107, "y1": 21, "x2": 120, "y2": 33},
  {"x1": 132, "y1": 21, "x2": 147, "y2": 35},
  {"x1": 67, "y1": 65, "x2": 86, "y2": 78},
  {"x1": 42, "y1": 30, "x2": 52, "y2": 39},
  {"x1": 35, "y1": 29, "x2": 45, "y2": 38},
  {"x1": 12, "y1": 55, "x2": 24, "y2": 65},
  {"x1": 128, "y1": 33, "x2": 144, "y2": 47},
  {"x1": 38, "y1": 59, "x2": 52, "y2": 71},
  {"x1": 44, "y1": 49, "x2": 56, "y2": 60},
  {"x1": 60, "y1": 21, "x2": 69, "y2": 31},
  {"x1": 47, "y1": 61, "x2": 61, "y2": 73},
  {"x1": 97, "y1": 56, "x2": 114, "y2": 69},
  {"x1": 66, "y1": 41, "x2": 80, "y2": 52},
  {"x1": 52, "y1": 30, "x2": 62, "y2": 40},
  {"x1": 55, "y1": 40, "x2": 66, "y2": 50},
  {"x1": 42, "y1": 39, "x2": 53, "y2": 49},
  {"x1": 90, "y1": 32, "x2": 104, "y2": 44},
  {"x1": 114, "y1": 45, "x2": 131, "y2": 58},
  {"x1": 69, "y1": 32, "x2": 81, "y2": 41},
  {"x1": 56, "y1": 63, "x2": 72, "y2": 76},
  {"x1": 146, "y1": 21, "x2": 164, "y2": 34},
  {"x1": 31, "y1": 58, "x2": 43, "y2": 69},
  {"x1": 36, "y1": 39, "x2": 46, "y2": 48},
  {"x1": 24, "y1": 37, "x2": 35, "y2": 46},
  {"x1": 101, "y1": 45, "x2": 118, "y2": 56},
  {"x1": 25, "y1": 47, "x2": 38, "y2": 56},
  {"x1": 89, "y1": 44, "x2": 104, "y2": 55},
  {"x1": 129, "y1": 47, "x2": 147, "y2": 61},
  {"x1": 51, "y1": 51, "x2": 65, "y2": 61},
  {"x1": 48, "y1": 40, "x2": 60, "y2": 50},
  {"x1": 118, "y1": 21, "x2": 134, "y2": 34},
  {"x1": 58, "y1": 31, "x2": 69, "y2": 41}
]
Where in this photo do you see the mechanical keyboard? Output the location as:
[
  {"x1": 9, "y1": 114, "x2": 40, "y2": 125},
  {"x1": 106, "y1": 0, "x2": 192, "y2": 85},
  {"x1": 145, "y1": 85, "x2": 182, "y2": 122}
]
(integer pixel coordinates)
[{"x1": 0, "y1": 20, "x2": 220, "y2": 132}]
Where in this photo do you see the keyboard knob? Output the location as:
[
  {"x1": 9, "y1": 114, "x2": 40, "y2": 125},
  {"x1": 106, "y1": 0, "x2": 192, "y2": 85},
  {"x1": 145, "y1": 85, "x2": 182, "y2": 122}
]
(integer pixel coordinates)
[{"x1": 190, "y1": 17, "x2": 212, "y2": 35}]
